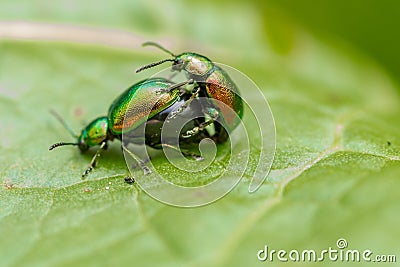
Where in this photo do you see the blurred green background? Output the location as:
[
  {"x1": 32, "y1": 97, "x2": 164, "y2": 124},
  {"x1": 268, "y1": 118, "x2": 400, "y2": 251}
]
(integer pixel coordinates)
[
  {"x1": 265, "y1": 0, "x2": 400, "y2": 85},
  {"x1": 2, "y1": 0, "x2": 400, "y2": 84},
  {"x1": 1, "y1": 1, "x2": 399, "y2": 267}
]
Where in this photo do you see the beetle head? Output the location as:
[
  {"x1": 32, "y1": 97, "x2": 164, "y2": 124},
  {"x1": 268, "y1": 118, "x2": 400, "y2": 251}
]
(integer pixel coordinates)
[
  {"x1": 135, "y1": 42, "x2": 213, "y2": 78},
  {"x1": 49, "y1": 113, "x2": 109, "y2": 153}
]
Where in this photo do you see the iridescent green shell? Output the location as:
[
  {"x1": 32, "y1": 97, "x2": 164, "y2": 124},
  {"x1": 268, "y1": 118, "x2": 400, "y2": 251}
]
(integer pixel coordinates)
[
  {"x1": 108, "y1": 78, "x2": 179, "y2": 134},
  {"x1": 78, "y1": 116, "x2": 109, "y2": 148},
  {"x1": 205, "y1": 66, "x2": 243, "y2": 130}
]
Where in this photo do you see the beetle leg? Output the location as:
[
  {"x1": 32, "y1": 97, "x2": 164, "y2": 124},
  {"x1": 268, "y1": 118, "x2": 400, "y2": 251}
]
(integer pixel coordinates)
[
  {"x1": 166, "y1": 86, "x2": 200, "y2": 122},
  {"x1": 161, "y1": 143, "x2": 203, "y2": 161},
  {"x1": 182, "y1": 108, "x2": 220, "y2": 138},
  {"x1": 82, "y1": 141, "x2": 107, "y2": 178},
  {"x1": 130, "y1": 155, "x2": 151, "y2": 169},
  {"x1": 156, "y1": 79, "x2": 194, "y2": 95},
  {"x1": 122, "y1": 145, "x2": 151, "y2": 175},
  {"x1": 182, "y1": 120, "x2": 214, "y2": 138},
  {"x1": 124, "y1": 176, "x2": 135, "y2": 184}
]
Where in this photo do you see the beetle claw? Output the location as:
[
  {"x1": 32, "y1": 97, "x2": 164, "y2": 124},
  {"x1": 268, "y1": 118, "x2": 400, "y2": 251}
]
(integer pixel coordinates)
[
  {"x1": 142, "y1": 166, "x2": 151, "y2": 175},
  {"x1": 131, "y1": 156, "x2": 151, "y2": 170},
  {"x1": 192, "y1": 154, "x2": 204, "y2": 161},
  {"x1": 124, "y1": 176, "x2": 135, "y2": 184},
  {"x1": 82, "y1": 166, "x2": 93, "y2": 178}
]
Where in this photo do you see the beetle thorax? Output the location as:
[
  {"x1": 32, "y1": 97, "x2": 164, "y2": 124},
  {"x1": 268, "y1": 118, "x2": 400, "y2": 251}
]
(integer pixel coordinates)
[
  {"x1": 187, "y1": 57, "x2": 211, "y2": 76},
  {"x1": 176, "y1": 53, "x2": 213, "y2": 77}
]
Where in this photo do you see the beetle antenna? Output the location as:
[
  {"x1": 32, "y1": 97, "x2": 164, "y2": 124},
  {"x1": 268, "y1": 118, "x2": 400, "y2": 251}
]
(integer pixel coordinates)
[
  {"x1": 142, "y1": 42, "x2": 176, "y2": 57},
  {"x1": 135, "y1": 59, "x2": 175, "y2": 73},
  {"x1": 49, "y1": 142, "x2": 79, "y2": 150},
  {"x1": 50, "y1": 109, "x2": 78, "y2": 138}
]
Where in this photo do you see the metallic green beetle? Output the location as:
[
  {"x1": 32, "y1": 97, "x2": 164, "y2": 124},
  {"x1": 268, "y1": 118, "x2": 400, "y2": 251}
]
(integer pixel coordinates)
[
  {"x1": 136, "y1": 42, "x2": 244, "y2": 134},
  {"x1": 50, "y1": 78, "x2": 184, "y2": 177},
  {"x1": 49, "y1": 78, "x2": 219, "y2": 178}
]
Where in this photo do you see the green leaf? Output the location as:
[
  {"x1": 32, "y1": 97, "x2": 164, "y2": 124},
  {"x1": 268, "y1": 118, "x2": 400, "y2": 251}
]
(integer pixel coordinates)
[{"x1": 1, "y1": 3, "x2": 400, "y2": 267}]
